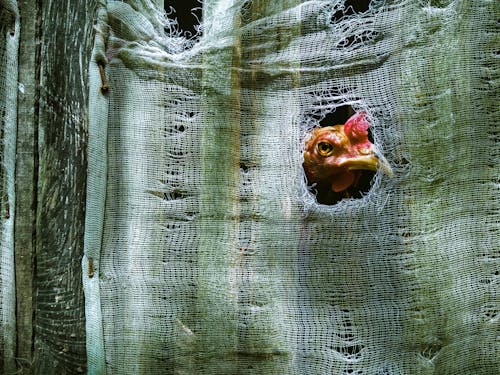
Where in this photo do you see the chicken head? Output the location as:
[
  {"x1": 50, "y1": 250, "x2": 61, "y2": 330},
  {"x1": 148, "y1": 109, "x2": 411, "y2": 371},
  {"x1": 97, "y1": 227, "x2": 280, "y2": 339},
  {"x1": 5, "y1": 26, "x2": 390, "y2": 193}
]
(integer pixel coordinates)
[{"x1": 303, "y1": 112, "x2": 390, "y2": 201}]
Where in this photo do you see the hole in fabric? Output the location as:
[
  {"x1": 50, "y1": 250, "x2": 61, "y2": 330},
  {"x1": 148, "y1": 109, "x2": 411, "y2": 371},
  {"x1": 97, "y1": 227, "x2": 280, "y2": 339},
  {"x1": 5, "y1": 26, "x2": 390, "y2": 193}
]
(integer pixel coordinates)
[
  {"x1": 146, "y1": 189, "x2": 187, "y2": 200},
  {"x1": 343, "y1": 369, "x2": 363, "y2": 374},
  {"x1": 240, "y1": 162, "x2": 249, "y2": 173},
  {"x1": 344, "y1": 0, "x2": 371, "y2": 13},
  {"x1": 331, "y1": 0, "x2": 372, "y2": 23},
  {"x1": 420, "y1": 342, "x2": 443, "y2": 360},
  {"x1": 304, "y1": 105, "x2": 376, "y2": 205},
  {"x1": 239, "y1": 0, "x2": 254, "y2": 24},
  {"x1": 163, "y1": 124, "x2": 186, "y2": 137},
  {"x1": 481, "y1": 303, "x2": 498, "y2": 320},
  {"x1": 163, "y1": 190, "x2": 187, "y2": 200},
  {"x1": 330, "y1": 343, "x2": 364, "y2": 360},
  {"x1": 165, "y1": 0, "x2": 202, "y2": 38}
]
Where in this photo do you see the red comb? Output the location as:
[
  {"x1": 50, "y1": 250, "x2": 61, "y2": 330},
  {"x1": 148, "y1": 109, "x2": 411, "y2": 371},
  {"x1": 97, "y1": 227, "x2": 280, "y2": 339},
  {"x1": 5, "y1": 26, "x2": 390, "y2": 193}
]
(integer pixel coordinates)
[{"x1": 344, "y1": 111, "x2": 370, "y2": 141}]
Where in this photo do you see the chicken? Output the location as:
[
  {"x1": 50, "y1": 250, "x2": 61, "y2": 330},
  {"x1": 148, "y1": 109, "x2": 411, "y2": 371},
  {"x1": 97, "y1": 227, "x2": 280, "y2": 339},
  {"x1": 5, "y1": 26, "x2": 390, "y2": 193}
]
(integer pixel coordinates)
[{"x1": 303, "y1": 112, "x2": 391, "y2": 203}]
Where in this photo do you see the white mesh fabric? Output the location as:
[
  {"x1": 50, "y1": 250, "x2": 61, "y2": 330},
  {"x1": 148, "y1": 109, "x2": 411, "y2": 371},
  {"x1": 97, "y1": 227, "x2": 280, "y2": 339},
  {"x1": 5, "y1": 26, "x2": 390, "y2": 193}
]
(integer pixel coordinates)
[
  {"x1": 84, "y1": 0, "x2": 499, "y2": 373},
  {"x1": 0, "y1": 0, "x2": 18, "y2": 372}
]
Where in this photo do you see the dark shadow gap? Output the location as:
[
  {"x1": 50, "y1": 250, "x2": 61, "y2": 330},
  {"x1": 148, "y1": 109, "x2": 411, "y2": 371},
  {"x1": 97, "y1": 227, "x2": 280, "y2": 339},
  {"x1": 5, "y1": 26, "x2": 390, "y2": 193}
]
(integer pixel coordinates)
[
  {"x1": 331, "y1": 0, "x2": 372, "y2": 23},
  {"x1": 165, "y1": 0, "x2": 202, "y2": 38}
]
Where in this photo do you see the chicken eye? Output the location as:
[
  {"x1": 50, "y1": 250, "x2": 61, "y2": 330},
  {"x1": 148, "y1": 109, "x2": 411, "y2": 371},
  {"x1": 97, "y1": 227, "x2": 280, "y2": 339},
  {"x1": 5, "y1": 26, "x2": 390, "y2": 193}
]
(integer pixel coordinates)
[{"x1": 317, "y1": 142, "x2": 334, "y2": 156}]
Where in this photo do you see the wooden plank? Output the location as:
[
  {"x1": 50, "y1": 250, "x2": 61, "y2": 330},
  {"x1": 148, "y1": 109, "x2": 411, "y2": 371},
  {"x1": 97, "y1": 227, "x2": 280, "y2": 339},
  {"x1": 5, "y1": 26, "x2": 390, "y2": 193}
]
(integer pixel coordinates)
[
  {"x1": 14, "y1": 1, "x2": 39, "y2": 372},
  {"x1": 0, "y1": 1, "x2": 19, "y2": 372},
  {"x1": 32, "y1": 0, "x2": 98, "y2": 373}
]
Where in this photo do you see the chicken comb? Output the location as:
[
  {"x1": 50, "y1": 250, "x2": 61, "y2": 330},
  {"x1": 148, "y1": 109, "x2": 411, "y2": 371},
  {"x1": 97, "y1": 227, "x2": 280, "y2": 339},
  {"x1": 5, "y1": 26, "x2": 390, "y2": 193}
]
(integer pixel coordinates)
[{"x1": 343, "y1": 111, "x2": 370, "y2": 142}]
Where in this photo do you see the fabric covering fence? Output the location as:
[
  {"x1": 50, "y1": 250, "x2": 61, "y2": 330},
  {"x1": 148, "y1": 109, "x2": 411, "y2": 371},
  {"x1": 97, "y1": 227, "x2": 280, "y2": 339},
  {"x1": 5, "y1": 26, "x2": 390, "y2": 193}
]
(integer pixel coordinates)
[{"x1": 0, "y1": 0, "x2": 498, "y2": 374}]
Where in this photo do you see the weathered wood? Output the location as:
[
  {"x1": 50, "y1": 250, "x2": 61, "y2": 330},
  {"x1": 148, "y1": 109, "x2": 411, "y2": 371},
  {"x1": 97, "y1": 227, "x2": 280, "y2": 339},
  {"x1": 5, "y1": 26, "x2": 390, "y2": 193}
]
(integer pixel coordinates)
[
  {"x1": 0, "y1": 1, "x2": 19, "y2": 373},
  {"x1": 14, "y1": 1, "x2": 39, "y2": 371},
  {"x1": 32, "y1": 0, "x2": 98, "y2": 373}
]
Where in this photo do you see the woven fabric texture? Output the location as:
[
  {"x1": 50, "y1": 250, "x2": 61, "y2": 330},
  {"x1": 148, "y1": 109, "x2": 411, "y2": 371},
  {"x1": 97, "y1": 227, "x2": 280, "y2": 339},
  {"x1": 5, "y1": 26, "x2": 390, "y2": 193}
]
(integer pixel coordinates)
[
  {"x1": 86, "y1": 0, "x2": 497, "y2": 373},
  {"x1": 0, "y1": 0, "x2": 500, "y2": 375}
]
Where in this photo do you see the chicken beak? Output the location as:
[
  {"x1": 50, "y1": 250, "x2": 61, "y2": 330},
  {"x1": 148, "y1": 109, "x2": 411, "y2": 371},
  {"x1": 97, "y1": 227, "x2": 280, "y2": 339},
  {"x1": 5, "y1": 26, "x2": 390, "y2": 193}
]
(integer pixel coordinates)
[
  {"x1": 341, "y1": 155, "x2": 379, "y2": 172},
  {"x1": 339, "y1": 152, "x2": 394, "y2": 177}
]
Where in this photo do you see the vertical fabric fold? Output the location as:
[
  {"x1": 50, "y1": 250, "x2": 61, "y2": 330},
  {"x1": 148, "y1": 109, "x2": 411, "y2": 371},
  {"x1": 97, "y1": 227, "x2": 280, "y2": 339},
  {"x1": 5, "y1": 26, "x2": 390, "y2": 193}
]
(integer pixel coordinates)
[{"x1": 83, "y1": 5, "x2": 110, "y2": 374}]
